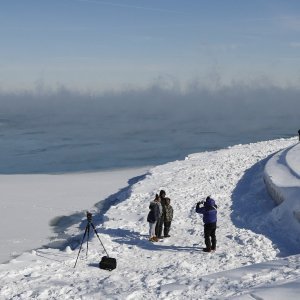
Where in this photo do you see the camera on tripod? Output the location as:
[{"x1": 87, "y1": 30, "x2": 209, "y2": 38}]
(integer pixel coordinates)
[
  {"x1": 86, "y1": 211, "x2": 92, "y2": 223},
  {"x1": 74, "y1": 211, "x2": 117, "y2": 271}
]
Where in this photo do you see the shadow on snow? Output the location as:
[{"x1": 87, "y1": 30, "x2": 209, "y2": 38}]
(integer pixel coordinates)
[
  {"x1": 231, "y1": 149, "x2": 299, "y2": 257},
  {"x1": 45, "y1": 171, "x2": 199, "y2": 257},
  {"x1": 45, "y1": 173, "x2": 148, "y2": 252}
]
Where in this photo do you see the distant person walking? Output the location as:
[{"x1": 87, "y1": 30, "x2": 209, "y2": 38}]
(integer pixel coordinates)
[
  {"x1": 298, "y1": 129, "x2": 300, "y2": 141},
  {"x1": 147, "y1": 194, "x2": 160, "y2": 242},
  {"x1": 196, "y1": 196, "x2": 218, "y2": 252}
]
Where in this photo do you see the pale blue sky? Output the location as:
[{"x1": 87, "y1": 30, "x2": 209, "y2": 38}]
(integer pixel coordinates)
[{"x1": 1, "y1": 0, "x2": 300, "y2": 92}]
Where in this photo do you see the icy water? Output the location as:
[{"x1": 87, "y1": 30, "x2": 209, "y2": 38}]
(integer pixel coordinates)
[{"x1": 0, "y1": 107, "x2": 297, "y2": 174}]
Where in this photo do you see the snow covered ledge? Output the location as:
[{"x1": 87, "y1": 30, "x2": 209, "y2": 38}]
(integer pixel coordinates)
[{"x1": 264, "y1": 142, "x2": 300, "y2": 223}]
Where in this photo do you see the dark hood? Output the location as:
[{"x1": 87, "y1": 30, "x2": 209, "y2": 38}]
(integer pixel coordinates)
[{"x1": 205, "y1": 198, "x2": 216, "y2": 207}]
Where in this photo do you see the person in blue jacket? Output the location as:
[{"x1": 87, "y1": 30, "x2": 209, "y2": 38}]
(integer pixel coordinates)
[{"x1": 196, "y1": 196, "x2": 217, "y2": 252}]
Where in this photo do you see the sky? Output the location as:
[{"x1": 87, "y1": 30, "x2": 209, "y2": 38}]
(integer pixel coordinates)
[{"x1": 1, "y1": 0, "x2": 300, "y2": 93}]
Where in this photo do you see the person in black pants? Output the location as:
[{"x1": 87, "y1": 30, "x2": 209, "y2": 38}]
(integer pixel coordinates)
[
  {"x1": 298, "y1": 129, "x2": 300, "y2": 141},
  {"x1": 196, "y1": 196, "x2": 218, "y2": 252},
  {"x1": 163, "y1": 198, "x2": 173, "y2": 237},
  {"x1": 155, "y1": 190, "x2": 170, "y2": 238}
]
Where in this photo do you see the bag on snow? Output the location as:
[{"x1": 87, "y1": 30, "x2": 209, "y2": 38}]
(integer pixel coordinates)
[{"x1": 99, "y1": 256, "x2": 117, "y2": 271}]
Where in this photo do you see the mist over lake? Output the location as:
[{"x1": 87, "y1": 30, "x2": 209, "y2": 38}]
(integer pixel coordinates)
[{"x1": 0, "y1": 84, "x2": 299, "y2": 174}]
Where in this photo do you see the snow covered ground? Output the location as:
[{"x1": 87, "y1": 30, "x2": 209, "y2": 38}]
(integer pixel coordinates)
[
  {"x1": 0, "y1": 167, "x2": 150, "y2": 263},
  {"x1": 0, "y1": 137, "x2": 300, "y2": 299}
]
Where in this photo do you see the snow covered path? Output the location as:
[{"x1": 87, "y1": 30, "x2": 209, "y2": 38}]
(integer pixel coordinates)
[{"x1": 1, "y1": 138, "x2": 300, "y2": 299}]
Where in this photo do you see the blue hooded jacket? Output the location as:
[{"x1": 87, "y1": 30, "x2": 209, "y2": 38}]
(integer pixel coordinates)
[{"x1": 196, "y1": 197, "x2": 217, "y2": 224}]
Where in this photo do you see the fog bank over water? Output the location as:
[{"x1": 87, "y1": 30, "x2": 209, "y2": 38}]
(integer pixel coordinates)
[
  {"x1": 0, "y1": 84, "x2": 299, "y2": 174},
  {"x1": 1, "y1": 83, "x2": 299, "y2": 119}
]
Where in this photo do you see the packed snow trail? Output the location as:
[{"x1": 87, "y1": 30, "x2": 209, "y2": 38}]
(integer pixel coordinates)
[{"x1": 0, "y1": 138, "x2": 300, "y2": 299}]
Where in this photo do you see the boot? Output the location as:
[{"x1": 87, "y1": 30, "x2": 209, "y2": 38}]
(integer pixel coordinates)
[{"x1": 203, "y1": 248, "x2": 211, "y2": 252}]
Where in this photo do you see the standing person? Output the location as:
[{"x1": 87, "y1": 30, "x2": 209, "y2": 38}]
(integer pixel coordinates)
[
  {"x1": 196, "y1": 196, "x2": 217, "y2": 252},
  {"x1": 155, "y1": 190, "x2": 169, "y2": 238},
  {"x1": 163, "y1": 198, "x2": 173, "y2": 237},
  {"x1": 155, "y1": 191, "x2": 163, "y2": 239},
  {"x1": 147, "y1": 194, "x2": 160, "y2": 242},
  {"x1": 298, "y1": 129, "x2": 300, "y2": 141}
]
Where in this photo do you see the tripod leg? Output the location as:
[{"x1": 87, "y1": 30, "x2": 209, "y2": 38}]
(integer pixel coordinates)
[
  {"x1": 74, "y1": 224, "x2": 88, "y2": 268},
  {"x1": 86, "y1": 223, "x2": 90, "y2": 258},
  {"x1": 90, "y1": 222, "x2": 109, "y2": 257}
]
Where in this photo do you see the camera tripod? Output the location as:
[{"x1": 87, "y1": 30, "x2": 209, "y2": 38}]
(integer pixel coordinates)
[{"x1": 74, "y1": 211, "x2": 109, "y2": 268}]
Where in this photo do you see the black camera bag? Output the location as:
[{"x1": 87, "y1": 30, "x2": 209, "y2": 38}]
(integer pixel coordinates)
[{"x1": 99, "y1": 256, "x2": 117, "y2": 271}]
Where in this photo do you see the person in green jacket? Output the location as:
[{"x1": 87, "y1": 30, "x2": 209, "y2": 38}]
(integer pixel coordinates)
[{"x1": 163, "y1": 198, "x2": 173, "y2": 237}]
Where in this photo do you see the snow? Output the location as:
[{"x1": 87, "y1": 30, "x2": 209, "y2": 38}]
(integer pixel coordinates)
[
  {"x1": 264, "y1": 142, "x2": 300, "y2": 225},
  {"x1": 0, "y1": 167, "x2": 150, "y2": 263},
  {"x1": 1, "y1": 137, "x2": 300, "y2": 299},
  {"x1": 264, "y1": 142, "x2": 300, "y2": 189}
]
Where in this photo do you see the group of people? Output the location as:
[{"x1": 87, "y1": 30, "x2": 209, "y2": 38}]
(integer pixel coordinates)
[
  {"x1": 146, "y1": 129, "x2": 299, "y2": 249},
  {"x1": 145, "y1": 129, "x2": 300, "y2": 250},
  {"x1": 147, "y1": 191, "x2": 218, "y2": 252},
  {"x1": 147, "y1": 190, "x2": 174, "y2": 242}
]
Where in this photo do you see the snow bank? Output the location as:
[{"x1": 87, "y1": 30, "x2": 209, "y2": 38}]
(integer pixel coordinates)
[{"x1": 264, "y1": 142, "x2": 300, "y2": 224}]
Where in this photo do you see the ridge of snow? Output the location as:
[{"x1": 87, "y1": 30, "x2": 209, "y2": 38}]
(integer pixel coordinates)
[{"x1": 264, "y1": 142, "x2": 300, "y2": 225}]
